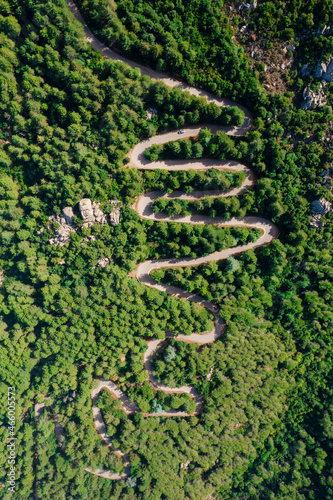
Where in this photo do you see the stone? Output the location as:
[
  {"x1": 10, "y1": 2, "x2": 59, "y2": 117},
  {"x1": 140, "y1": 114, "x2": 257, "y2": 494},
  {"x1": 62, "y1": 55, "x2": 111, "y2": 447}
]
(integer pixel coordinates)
[
  {"x1": 301, "y1": 84, "x2": 326, "y2": 110},
  {"x1": 48, "y1": 198, "x2": 121, "y2": 245},
  {"x1": 300, "y1": 63, "x2": 310, "y2": 77},
  {"x1": 63, "y1": 390, "x2": 77, "y2": 404},
  {"x1": 314, "y1": 61, "x2": 327, "y2": 78},
  {"x1": 311, "y1": 199, "x2": 332, "y2": 215},
  {"x1": 109, "y1": 201, "x2": 121, "y2": 225},
  {"x1": 146, "y1": 108, "x2": 158, "y2": 120},
  {"x1": 79, "y1": 198, "x2": 95, "y2": 227},
  {"x1": 97, "y1": 257, "x2": 111, "y2": 268},
  {"x1": 238, "y1": 2, "x2": 251, "y2": 11},
  {"x1": 323, "y1": 57, "x2": 333, "y2": 82},
  {"x1": 206, "y1": 365, "x2": 214, "y2": 381},
  {"x1": 316, "y1": 25, "x2": 330, "y2": 36},
  {"x1": 61, "y1": 206, "x2": 74, "y2": 224},
  {"x1": 48, "y1": 214, "x2": 76, "y2": 246},
  {"x1": 310, "y1": 198, "x2": 332, "y2": 227},
  {"x1": 92, "y1": 201, "x2": 107, "y2": 225}
]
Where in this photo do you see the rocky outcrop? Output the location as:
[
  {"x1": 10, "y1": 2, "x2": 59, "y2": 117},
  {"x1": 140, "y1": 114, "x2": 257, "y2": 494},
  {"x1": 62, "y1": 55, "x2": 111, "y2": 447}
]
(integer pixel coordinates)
[
  {"x1": 320, "y1": 168, "x2": 333, "y2": 193},
  {"x1": 323, "y1": 57, "x2": 333, "y2": 82},
  {"x1": 313, "y1": 56, "x2": 333, "y2": 82},
  {"x1": 300, "y1": 63, "x2": 310, "y2": 77},
  {"x1": 314, "y1": 61, "x2": 327, "y2": 78},
  {"x1": 63, "y1": 390, "x2": 77, "y2": 404},
  {"x1": 48, "y1": 199, "x2": 121, "y2": 246},
  {"x1": 62, "y1": 206, "x2": 74, "y2": 224},
  {"x1": 238, "y1": 0, "x2": 257, "y2": 11},
  {"x1": 79, "y1": 199, "x2": 108, "y2": 227},
  {"x1": 48, "y1": 207, "x2": 77, "y2": 246},
  {"x1": 316, "y1": 25, "x2": 331, "y2": 37},
  {"x1": 97, "y1": 257, "x2": 112, "y2": 268},
  {"x1": 301, "y1": 83, "x2": 326, "y2": 110},
  {"x1": 310, "y1": 198, "x2": 332, "y2": 227},
  {"x1": 108, "y1": 200, "x2": 121, "y2": 225},
  {"x1": 146, "y1": 108, "x2": 158, "y2": 120}
]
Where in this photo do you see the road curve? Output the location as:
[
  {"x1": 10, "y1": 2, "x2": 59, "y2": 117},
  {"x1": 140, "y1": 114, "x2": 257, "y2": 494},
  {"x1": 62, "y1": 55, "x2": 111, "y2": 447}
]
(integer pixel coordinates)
[{"x1": 38, "y1": 0, "x2": 280, "y2": 482}]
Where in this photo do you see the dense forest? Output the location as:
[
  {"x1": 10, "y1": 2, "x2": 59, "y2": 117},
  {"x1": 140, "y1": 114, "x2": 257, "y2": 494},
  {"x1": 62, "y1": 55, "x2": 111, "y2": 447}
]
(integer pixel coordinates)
[{"x1": 0, "y1": 0, "x2": 333, "y2": 499}]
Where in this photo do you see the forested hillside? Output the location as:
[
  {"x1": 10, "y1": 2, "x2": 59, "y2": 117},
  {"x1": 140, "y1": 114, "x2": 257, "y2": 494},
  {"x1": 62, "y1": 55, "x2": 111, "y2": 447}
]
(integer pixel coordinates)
[{"x1": 0, "y1": 0, "x2": 333, "y2": 499}]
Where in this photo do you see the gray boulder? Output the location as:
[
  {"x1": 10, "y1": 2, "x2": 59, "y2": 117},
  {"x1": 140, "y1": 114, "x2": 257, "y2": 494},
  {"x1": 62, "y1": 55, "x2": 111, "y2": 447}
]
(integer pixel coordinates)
[
  {"x1": 311, "y1": 198, "x2": 332, "y2": 215},
  {"x1": 301, "y1": 84, "x2": 326, "y2": 110},
  {"x1": 61, "y1": 206, "x2": 74, "y2": 225},
  {"x1": 79, "y1": 198, "x2": 95, "y2": 227},
  {"x1": 314, "y1": 61, "x2": 327, "y2": 78},
  {"x1": 323, "y1": 57, "x2": 333, "y2": 82},
  {"x1": 300, "y1": 63, "x2": 310, "y2": 77}
]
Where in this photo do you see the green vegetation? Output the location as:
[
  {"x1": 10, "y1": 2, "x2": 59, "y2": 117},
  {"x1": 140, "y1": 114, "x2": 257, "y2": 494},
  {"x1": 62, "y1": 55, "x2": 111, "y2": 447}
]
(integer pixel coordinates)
[
  {"x1": 0, "y1": 0, "x2": 333, "y2": 499},
  {"x1": 75, "y1": 0, "x2": 265, "y2": 107}
]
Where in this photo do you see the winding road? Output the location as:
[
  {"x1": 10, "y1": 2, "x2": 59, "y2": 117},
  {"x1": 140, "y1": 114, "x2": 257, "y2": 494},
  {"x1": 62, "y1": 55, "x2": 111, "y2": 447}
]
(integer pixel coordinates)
[{"x1": 36, "y1": 0, "x2": 279, "y2": 482}]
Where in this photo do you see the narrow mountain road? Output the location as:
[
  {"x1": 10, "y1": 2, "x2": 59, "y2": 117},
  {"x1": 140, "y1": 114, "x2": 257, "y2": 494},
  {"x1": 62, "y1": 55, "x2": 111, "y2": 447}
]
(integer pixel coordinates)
[{"x1": 39, "y1": 0, "x2": 280, "y2": 481}]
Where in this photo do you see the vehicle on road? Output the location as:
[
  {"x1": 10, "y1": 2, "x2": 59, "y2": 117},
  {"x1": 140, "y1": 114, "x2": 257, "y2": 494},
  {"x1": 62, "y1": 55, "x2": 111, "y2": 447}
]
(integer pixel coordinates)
[{"x1": 178, "y1": 130, "x2": 185, "y2": 134}]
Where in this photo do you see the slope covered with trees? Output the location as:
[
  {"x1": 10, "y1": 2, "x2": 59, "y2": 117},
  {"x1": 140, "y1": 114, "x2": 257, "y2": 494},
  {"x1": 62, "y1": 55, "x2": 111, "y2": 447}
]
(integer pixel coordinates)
[{"x1": 0, "y1": 0, "x2": 333, "y2": 499}]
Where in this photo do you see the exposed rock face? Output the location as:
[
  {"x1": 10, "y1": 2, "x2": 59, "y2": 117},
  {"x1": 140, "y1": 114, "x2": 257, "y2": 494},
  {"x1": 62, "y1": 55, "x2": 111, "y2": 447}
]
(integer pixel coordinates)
[
  {"x1": 301, "y1": 83, "x2": 326, "y2": 110},
  {"x1": 316, "y1": 25, "x2": 331, "y2": 36},
  {"x1": 108, "y1": 200, "x2": 121, "y2": 225},
  {"x1": 97, "y1": 257, "x2": 111, "y2": 268},
  {"x1": 62, "y1": 206, "x2": 74, "y2": 224},
  {"x1": 300, "y1": 63, "x2": 310, "y2": 77},
  {"x1": 310, "y1": 198, "x2": 332, "y2": 227},
  {"x1": 48, "y1": 199, "x2": 121, "y2": 246},
  {"x1": 323, "y1": 57, "x2": 333, "y2": 82},
  {"x1": 313, "y1": 56, "x2": 333, "y2": 82},
  {"x1": 320, "y1": 167, "x2": 333, "y2": 193},
  {"x1": 63, "y1": 390, "x2": 77, "y2": 404},
  {"x1": 146, "y1": 108, "x2": 158, "y2": 120},
  {"x1": 81, "y1": 235, "x2": 97, "y2": 244},
  {"x1": 314, "y1": 61, "x2": 327, "y2": 78},
  {"x1": 79, "y1": 199, "x2": 108, "y2": 227},
  {"x1": 48, "y1": 208, "x2": 77, "y2": 246},
  {"x1": 206, "y1": 365, "x2": 214, "y2": 381},
  {"x1": 238, "y1": 0, "x2": 257, "y2": 10}
]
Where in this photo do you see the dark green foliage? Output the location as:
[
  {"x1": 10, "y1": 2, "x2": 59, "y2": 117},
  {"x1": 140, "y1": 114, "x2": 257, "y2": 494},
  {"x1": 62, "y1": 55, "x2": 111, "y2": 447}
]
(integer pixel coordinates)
[
  {"x1": 75, "y1": 0, "x2": 266, "y2": 108},
  {"x1": 0, "y1": 0, "x2": 333, "y2": 499}
]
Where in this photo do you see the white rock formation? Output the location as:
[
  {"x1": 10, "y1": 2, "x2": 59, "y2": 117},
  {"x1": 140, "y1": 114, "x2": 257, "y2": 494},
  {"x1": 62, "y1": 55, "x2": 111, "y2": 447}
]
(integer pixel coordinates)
[
  {"x1": 62, "y1": 206, "x2": 74, "y2": 224},
  {"x1": 300, "y1": 63, "x2": 310, "y2": 77},
  {"x1": 63, "y1": 390, "x2": 77, "y2": 403},
  {"x1": 238, "y1": 0, "x2": 257, "y2": 11},
  {"x1": 109, "y1": 200, "x2": 121, "y2": 225},
  {"x1": 314, "y1": 62, "x2": 327, "y2": 78},
  {"x1": 320, "y1": 168, "x2": 333, "y2": 193},
  {"x1": 310, "y1": 198, "x2": 332, "y2": 227},
  {"x1": 48, "y1": 199, "x2": 121, "y2": 245},
  {"x1": 48, "y1": 208, "x2": 76, "y2": 247},
  {"x1": 301, "y1": 83, "x2": 326, "y2": 110},
  {"x1": 79, "y1": 199, "x2": 111, "y2": 227},
  {"x1": 323, "y1": 57, "x2": 333, "y2": 82},
  {"x1": 146, "y1": 108, "x2": 158, "y2": 120},
  {"x1": 97, "y1": 257, "x2": 112, "y2": 268},
  {"x1": 316, "y1": 25, "x2": 331, "y2": 36}
]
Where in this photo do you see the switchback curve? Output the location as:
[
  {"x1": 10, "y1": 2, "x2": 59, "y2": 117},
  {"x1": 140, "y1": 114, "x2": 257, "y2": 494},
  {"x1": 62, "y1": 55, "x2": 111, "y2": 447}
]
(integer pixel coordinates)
[{"x1": 36, "y1": 0, "x2": 279, "y2": 482}]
